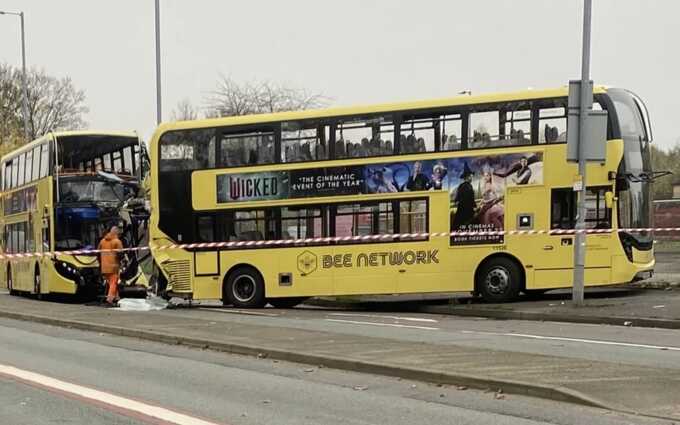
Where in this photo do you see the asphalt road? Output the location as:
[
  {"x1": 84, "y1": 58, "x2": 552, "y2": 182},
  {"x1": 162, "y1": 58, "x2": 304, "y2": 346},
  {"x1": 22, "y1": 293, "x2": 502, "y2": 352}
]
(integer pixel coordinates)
[
  {"x1": 654, "y1": 251, "x2": 680, "y2": 273},
  {"x1": 160, "y1": 303, "x2": 680, "y2": 370},
  {"x1": 0, "y1": 318, "x2": 673, "y2": 425}
]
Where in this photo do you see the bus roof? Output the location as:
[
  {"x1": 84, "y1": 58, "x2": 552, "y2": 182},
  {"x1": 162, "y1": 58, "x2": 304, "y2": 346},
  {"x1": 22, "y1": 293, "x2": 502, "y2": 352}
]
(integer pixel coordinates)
[
  {"x1": 153, "y1": 85, "x2": 610, "y2": 136},
  {"x1": 1, "y1": 130, "x2": 138, "y2": 163}
]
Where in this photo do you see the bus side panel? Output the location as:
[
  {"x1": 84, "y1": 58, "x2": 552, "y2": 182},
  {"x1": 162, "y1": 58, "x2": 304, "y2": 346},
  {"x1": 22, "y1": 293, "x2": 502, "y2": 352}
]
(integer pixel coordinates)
[
  {"x1": 207, "y1": 247, "x2": 335, "y2": 299},
  {"x1": 266, "y1": 247, "x2": 333, "y2": 298}
]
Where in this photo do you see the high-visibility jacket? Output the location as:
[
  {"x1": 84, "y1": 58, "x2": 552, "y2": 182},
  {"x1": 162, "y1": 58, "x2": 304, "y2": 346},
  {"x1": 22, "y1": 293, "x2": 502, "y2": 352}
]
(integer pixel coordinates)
[{"x1": 98, "y1": 232, "x2": 123, "y2": 274}]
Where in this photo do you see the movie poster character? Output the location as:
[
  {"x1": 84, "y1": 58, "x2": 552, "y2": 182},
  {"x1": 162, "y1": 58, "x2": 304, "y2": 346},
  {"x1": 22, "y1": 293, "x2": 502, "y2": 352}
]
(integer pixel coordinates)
[
  {"x1": 405, "y1": 161, "x2": 431, "y2": 191},
  {"x1": 451, "y1": 162, "x2": 476, "y2": 230},
  {"x1": 477, "y1": 168, "x2": 504, "y2": 230},
  {"x1": 493, "y1": 154, "x2": 540, "y2": 185},
  {"x1": 431, "y1": 161, "x2": 448, "y2": 190},
  {"x1": 365, "y1": 166, "x2": 398, "y2": 193}
]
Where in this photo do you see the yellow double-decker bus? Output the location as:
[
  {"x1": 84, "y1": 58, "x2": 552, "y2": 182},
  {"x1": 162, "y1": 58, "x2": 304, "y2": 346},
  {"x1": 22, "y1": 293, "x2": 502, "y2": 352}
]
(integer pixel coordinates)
[
  {"x1": 1, "y1": 131, "x2": 149, "y2": 298},
  {"x1": 149, "y1": 87, "x2": 655, "y2": 307}
]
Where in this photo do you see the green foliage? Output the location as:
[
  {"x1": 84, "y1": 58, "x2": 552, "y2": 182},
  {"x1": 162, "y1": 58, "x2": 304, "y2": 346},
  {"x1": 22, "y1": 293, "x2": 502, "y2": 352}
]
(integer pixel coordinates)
[{"x1": 651, "y1": 143, "x2": 680, "y2": 200}]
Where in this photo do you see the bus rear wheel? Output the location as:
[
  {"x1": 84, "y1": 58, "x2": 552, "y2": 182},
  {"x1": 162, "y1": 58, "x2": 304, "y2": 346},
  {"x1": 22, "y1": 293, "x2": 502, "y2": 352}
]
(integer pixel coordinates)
[
  {"x1": 224, "y1": 267, "x2": 266, "y2": 309},
  {"x1": 476, "y1": 257, "x2": 521, "y2": 303},
  {"x1": 268, "y1": 297, "x2": 307, "y2": 309}
]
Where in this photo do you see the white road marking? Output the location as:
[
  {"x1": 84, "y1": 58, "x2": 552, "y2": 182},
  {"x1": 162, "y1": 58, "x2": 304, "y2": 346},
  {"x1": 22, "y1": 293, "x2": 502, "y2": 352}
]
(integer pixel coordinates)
[
  {"x1": 461, "y1": 330, "x2": 680, "y2": 352},
  {"x1": 0, "y1": 364, "x2": 223, "y2": 425},
  {"x1": 327, "y1": 312, "x2": 438, "y2": 323},
  {"x1": 325, "y1": 318, "x2": 439, "y2": 330},
  {"x1": 197, "y1": 307, "x2": 279, "y2": 317}
]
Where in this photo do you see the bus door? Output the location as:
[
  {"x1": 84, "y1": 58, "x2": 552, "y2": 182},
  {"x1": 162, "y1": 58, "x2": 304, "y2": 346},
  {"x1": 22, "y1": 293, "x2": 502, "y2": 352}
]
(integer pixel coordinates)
[
  {"x1": 505, "y1": 187, "x2": 575, "y2": 289},
  {"x1": 534, "y1": 187, "x2": 612, "y2": 288},
  {"x1": 582, "y1": 187, "x2": 613, "y2": 281}
]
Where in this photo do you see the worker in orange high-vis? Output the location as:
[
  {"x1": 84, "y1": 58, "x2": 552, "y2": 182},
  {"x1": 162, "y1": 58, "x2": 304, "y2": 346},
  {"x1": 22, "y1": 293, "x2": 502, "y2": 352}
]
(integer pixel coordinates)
[{"x1": 98, "y1": 225, "x2": 123, "y2": 305}]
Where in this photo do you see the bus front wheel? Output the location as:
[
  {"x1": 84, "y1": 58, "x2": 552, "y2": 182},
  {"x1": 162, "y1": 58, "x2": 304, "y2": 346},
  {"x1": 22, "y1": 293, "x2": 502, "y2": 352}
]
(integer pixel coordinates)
[
  {"x1": 223, "y1": 266, "x2": 266, "y2": 309},
  {"x1": 476, "y1": 257, "x2": 521, "y2": 303}
]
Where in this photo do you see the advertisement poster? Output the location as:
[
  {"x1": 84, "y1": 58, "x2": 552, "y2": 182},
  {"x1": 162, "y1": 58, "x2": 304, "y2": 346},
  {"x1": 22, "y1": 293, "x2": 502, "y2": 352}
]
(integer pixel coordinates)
[{"x1": 216, "y1": 152, "x2": 543, "y2": 245}]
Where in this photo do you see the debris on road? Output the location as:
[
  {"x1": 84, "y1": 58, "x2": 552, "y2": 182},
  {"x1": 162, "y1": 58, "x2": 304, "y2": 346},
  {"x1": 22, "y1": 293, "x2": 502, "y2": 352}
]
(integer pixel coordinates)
[{"x1": 116, "y1": 296, "x2": 167, "y2": 312}]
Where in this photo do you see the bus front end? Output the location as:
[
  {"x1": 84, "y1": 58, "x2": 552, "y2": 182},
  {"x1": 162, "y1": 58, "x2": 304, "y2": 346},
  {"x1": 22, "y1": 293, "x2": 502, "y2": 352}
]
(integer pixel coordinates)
[{"x1": 608, "y1": 89, "x2": 655, "y2": 283}]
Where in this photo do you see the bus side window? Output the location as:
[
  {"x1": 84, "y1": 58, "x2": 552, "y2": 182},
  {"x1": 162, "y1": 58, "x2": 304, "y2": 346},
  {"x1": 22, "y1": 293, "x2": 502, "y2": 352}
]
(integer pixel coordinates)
[
  {"x1": 196, "y1": 215, "x2": 215, "y2": 242},
  {"x1": 551, "y1": 187, "x2": 611, "y2": 230},
  {"x1": 39, "y1": 144, "x2": 50, "y2": 178},
  {"x1": 440, "y1": 113, "x2": 463, "y2": 152},
  {"x1": 584, "y1": 187, "x2": 612, "y2": 229},
  {"x1": 399, "y1": 115, "x2": 437, "y2": 154},
  {"x1": 3, "y1": 161, "x2": 10, "y2": 190},
  {"x1": 469, "y1": 110, "x2": 499, "y2": 149},
  {"x1": 219, "y1": 130, "x2": 274, "y2": 167},
  {"x1": 335, "y1": 116, "x2": 394, "y2": 159},
  {"x1": 281, "y1": 121, "x2": 330, "y2": 163},
  {"x1": 537, "y1": 99, "x2": 568, "y2": 144},
  {"x1": 551, "y1": 189, "x2": 576, "y2": 229},
  {"x1": 24, "y1": 149, "x2": 33, "y2": 184}
]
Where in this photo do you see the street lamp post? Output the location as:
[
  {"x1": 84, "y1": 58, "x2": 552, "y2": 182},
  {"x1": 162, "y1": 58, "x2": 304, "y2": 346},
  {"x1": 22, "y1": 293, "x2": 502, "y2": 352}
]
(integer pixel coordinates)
[
  {"x1": 154, "y1": 0, "x2": 162, "y2": 125},
  {"x1": 0, "y1": 10, "x2": 30, "y2": 140}
]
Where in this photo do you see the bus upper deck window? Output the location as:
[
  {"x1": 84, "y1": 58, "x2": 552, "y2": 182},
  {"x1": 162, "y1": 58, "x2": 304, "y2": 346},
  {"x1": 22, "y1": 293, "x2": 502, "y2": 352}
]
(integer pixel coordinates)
[
  {"x1": 440, "y1": 113, "x2": 462, "y2": 152},
  {"x1": 335, "y1": 116, "x2": 394, "y2": 159},
  {"x1": 219, "y1": 131, "x2": 274, "y2": 167},
  {"x1": 281, "y1": 121, "x2": 330, "y2": 163}
]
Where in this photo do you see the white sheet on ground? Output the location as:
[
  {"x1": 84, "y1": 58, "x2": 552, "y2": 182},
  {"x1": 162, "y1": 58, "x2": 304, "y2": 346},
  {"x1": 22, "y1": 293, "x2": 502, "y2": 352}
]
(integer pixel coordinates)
[{"x1": 117, "y1": 296, "x2": 168, "y2": 311}]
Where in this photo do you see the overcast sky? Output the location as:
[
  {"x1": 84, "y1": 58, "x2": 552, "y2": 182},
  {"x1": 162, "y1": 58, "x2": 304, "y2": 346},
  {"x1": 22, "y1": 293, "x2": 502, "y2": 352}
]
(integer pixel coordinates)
[{"x1": 1, "y1": 0, "x2": 678, "y2": 148}]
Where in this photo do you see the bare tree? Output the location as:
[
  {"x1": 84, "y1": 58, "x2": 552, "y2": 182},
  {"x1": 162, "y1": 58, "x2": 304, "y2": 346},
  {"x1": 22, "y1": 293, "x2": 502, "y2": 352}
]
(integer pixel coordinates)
[
  {"x1": 171, "y1": 98, "x2": 199, "y2": 121},
  {"x1": 0, "y1": 64, "x2": 25, "y2": 146},
  {"x1": 0, "y1": 63, "x2": 88, "y2": 143},
  {"x1": 205, "y1": 75, "x2": 329, "y2": 118}
]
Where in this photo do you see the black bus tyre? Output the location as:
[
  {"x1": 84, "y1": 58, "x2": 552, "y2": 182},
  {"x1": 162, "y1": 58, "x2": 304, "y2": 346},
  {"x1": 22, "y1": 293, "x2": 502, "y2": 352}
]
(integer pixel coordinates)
[
  {"x1": 224, "y1": 267, "x2": 266, "y2": 308},
  {"x1": 268, "y1": 297, "x2": 308, "y2": 309},
  {"x1": 34, "y1": 267, "x2": 42, "y2": 300},
  {"x1": 477, "y1": 257, "x2": 522, "y2": 303},
  {"x1": 7, "y1": 267, "x2": 17, "y2": 296}
]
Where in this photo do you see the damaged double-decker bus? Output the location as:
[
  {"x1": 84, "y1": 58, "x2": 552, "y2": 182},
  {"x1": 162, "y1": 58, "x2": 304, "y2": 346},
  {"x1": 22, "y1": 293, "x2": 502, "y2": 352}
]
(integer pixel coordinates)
[{"x1": 1, "y1": 131, "x2": 150, "y2": 299}]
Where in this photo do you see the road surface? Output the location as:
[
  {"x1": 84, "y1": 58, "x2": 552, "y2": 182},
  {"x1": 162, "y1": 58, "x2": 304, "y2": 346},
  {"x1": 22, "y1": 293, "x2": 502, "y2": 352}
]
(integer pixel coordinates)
[{"x1": 0, "y1": 317, "x2": 672, "y2": 425}]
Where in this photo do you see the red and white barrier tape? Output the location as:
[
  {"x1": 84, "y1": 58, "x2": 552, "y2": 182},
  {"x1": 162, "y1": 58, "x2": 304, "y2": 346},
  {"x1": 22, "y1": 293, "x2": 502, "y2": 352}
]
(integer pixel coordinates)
[{"x1": 0, "y1": 226, "x2": 674, "y2": 261}]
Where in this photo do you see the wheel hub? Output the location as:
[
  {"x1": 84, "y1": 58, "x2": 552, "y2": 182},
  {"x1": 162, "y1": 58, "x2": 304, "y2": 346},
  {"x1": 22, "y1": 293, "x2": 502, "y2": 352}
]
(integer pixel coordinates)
[
  {"x1": 233, "y1": 275, "x2": 256, "y2": 303},
  {"x1": 485, "y1": 266, "x2": 510, "y2": 295}
]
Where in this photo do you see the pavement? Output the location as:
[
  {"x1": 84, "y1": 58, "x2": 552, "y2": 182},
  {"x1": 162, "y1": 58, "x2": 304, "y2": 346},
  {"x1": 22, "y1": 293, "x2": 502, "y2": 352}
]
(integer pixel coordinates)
[
  {"x1": 0, "y1": 292, "x2": 679, "y2": 421},
  {"x1": 2, "y1": 318, "x2": 671, "y2": 425}
]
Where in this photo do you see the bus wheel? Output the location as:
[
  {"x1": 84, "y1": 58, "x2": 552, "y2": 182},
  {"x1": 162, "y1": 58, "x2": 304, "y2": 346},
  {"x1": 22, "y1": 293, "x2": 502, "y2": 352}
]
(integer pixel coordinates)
[
  {"x1": 7, "y1": 267, "x2": 17, "y2": 296},
  {"x1": 477, "y1": 257, "x2": 521, "y2": 303},
  {"x1": 268, "y1": 297, "x2": 308, "y2": 309},
  {"x1": 34, "y1": 267, "x2": 42, "y2": 300},
  {"x1": 224, "y1": 267, "x2": 265, "y2": 308}
]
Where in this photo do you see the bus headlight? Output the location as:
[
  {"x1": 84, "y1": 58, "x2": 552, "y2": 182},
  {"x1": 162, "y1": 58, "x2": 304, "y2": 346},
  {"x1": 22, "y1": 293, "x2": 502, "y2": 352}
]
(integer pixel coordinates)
[{"x1": 54, "y1": 260, "x2": 80, "y2": 281}]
